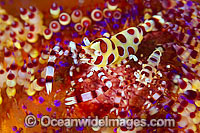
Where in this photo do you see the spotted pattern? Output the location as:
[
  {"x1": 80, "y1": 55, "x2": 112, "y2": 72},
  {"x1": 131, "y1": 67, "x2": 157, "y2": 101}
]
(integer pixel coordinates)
[
  {"x1": 107, "y1": 53, "x2": 115, "y2": 65},
  {"x1": 110, "y1": 40, "x2": 116, "y2": 50},
  {"x1": 116, "y1": 34, "x2": 126, "y2": 43},
  {"x1": 127, "y1": 46, "x2": 135, "y2": 55},
  {"x1": 146, "y1": 22, "x2": 151, "y2": 27},
  {"x1": 117, "y1": 46, "x2": 124, "y2": 56},
  {"x1": 191, "y1": 50, "x2": 198, "y2": 59},
  {"x1": 127, "y1": 29, "x2": 135, "y2": 35},
  {"x1": 150, "y1": 57, "x2": 157, "y2": 62},
  {"x1": 177, "y1": 48, "x2": 184, "y2": 55},
  {"x1": 144, "y1": 65, "x2": 152, "y2": 71},
  {"x1": 134, "y1": 37, "x2": 139, "y2": 44},
  {"x1": 141, "y1": 71, "x2": 150, "y2": 77},
  {"x1": 137, "y1": 27, "x2": 141, "y2": 33},
  {"x1": 138, "y1": 26, "x2": 146, "y2": 35},
  {"x1": 155, "y1": 51, "x2": 160, "y2": 55},
  {"x1": 100, "y1": 40, "x2": 108, "y2": 53},
  {"x1": 94, "y1": 55, "x2": 103, "y2": 65}
]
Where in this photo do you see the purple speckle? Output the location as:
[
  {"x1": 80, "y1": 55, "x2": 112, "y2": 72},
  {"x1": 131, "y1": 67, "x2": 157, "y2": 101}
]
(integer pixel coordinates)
[
  {"x1": 59, "y1": 6, "x2": 63, "y2": 11},
  {"x1": 197, "y1": 36, "x2": 200, "y2": 39},
  {"x1": 99, "y1": 21, "x2": 106, "y2": 27},
  {"x1": 28, "y1": 96, "x2": 33, "y2": 101},
  {"x1": 39, "y1": 97, "x2": 44, "y2": 104},
  {"x1": 81, "y1": 42, "x2": 86, "y2": 46},
  {"x1": 0, "y1": 1, "x2": 5, "y2": 5},
  {"x1": 187, "y1": 29, "x2": 192, "y2": 35},
  {"x1": 56, "y1": 32, "x2": 61, "y2": 36},
  {"x1": 105, "y1": 18, "x2": 110, "y2": 23},
  {"x1": 113, "y1": 24, "x2": 119, "y2": 29},
  {"x1": 86, "y1": 11, "x2": 91, "y2": 16},
  {"x1": 61, "y1": 25, "x2": 66, "y2": 30},
  {"x1": 185, "y1": 21, "x2": 191, "y2": 26},
  {"x1": 22, "y1": 105, "x2": 27, "y2": 109},
  {"x1": 54, "y1": 100, "x2": 61, "y2": 107},
  {"x1": 178, "y1": 126, "x2": 183, "y2": 129},
  {"x1": 177, "y1": 57, "x2": 181, "y2": 62},
  {"x1": 132, "y1": 15, "x2": 136, "y2": 20},
  {"x1": 112, "y1": 18, "x2": 116, "y2": 22},
  {"x1": 50, "y1": 41, "x2": 54, "y2": 45},
  {"x1": 187, "y1": 1, "x2": 193, "y2": 6},
  {"x1": 59, "y1": 61, "x2": 69, "y2": 67},
  {"x1": 55, "y1": 64, "x2": 59, "y2": 69},
  {"x1": 18, "y1": 128, "x2": 23, "y2": 131},
  {"x1": 72, "y1": 32, "x2": 79, "y2": 38},
  {"x1": 64, "y1": 40, "x2": 69, "y2": 45},
  {"x1": 180, "y1": 95, "x2": 186, "y2": 99},
  {"x1": 182, "y1": 64, "x2": 190, "y2": 71},
  {"x1": 121, "y1": 18, "x2": 127, "y2": 24},
  {"x1": 100, "y1": 29, "x2": 107, "y2": 35},
  {"x1": 187, "y1": 99, "x2": 194, "y2": 104},
  {"x1": 56, "y1": 38, "x2": 62, "y2": 42},
  {"x1": 37, "y1": 113, "x2": 43, "y2": 118},
  {"x1": 76, "y1": 126, "x2": 84, "y2": 131},
  {"x1": 28, "y1": 112, "x2": 33, "y2": 116},
  {"x1": 125, "y1": 13, "x2": 131, "y2": 18},
  {"x1": 70, "y1": 23, "x2": 75, "y2": 27},
  {"x1": 134, "y1": 8, "x2": 139, "y2": 16},
  {"x1": 147, "y1": 129, "x2": 152, "y2": 133},
  {"x1": 171, "y1": 69, "x2": 178, "y2": 74},
  {"x1": 164, "y1": 105, "x2": 170, "y2": 112},
  {"x1": 46, "y1": 107, "x2": 52, "y2": 112},
  {"x1": 140, "y1": 16, "x2": 144, "y2": 22},
  {"x1": 92, "y1": 30, "x2": 97, "y2": 35},
  {"x1": 114, "y1": 128, "x2": 117, "y2": 132},
  {"x1": 128, "y1": 109, "x2": 133, "y2": 117},
  {"x1": 127, "y1": 112, "x2": 130, "y2": 117},
  {"x1": 166, "y1": 113, "x2": 172, "y2": 119},
  {"x1": 12, "y1": 126, "x2": 17, "y2": 131},
  {"x1": 85, "y1": 30, "x2": 90, "y2": 36}
]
